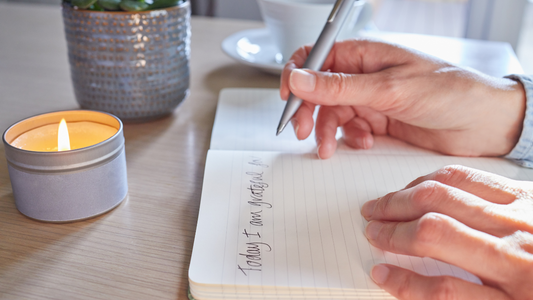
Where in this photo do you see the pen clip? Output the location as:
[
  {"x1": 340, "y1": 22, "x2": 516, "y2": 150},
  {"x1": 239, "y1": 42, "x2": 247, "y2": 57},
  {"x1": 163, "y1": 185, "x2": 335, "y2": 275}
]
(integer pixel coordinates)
[{"x1": 327, "y1": 0, "x2": 344, "y2": 22}]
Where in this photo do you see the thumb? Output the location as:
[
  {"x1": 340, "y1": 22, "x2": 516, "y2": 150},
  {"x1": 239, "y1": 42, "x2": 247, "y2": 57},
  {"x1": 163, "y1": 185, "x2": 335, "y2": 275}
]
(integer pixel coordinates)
[{"x1": 289, "y1": 68, "x2": 387, "y2": 109}]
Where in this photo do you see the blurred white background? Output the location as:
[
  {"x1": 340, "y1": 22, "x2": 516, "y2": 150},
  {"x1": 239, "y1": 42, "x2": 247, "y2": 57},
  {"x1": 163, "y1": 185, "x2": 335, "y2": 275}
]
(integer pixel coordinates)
[
  {"x1": 4, "y1": 0, "x2": 532, "y2": 73},
  {"x1": 205, "y1": 0, "x2": 533, "y2": 74}
]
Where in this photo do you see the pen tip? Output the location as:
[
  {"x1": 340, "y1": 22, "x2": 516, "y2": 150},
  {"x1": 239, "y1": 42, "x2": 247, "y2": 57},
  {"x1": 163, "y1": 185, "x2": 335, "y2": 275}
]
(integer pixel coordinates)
[{"x1": 276, "y1": 123, "x2": 286, "y2": 136}]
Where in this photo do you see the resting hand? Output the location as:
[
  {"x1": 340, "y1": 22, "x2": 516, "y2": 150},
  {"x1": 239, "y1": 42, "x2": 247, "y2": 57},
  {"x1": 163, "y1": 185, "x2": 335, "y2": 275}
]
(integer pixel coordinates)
[
  {"x1": 280, "y1": 40, "x2": 526, "y2": 159},
  {"x1": 361, "y1": 165, "x2": 533, "y2": 300}
]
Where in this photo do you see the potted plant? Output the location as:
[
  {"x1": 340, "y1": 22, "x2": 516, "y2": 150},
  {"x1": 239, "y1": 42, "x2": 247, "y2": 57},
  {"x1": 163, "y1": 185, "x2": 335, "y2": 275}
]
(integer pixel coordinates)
[{"x1": 62, "y1": 0, "x2": 191, "y2": 122}]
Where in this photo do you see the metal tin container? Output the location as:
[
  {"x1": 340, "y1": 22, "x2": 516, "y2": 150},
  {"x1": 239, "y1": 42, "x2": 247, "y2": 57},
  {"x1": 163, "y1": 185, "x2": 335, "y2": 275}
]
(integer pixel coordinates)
[
  {"x1": 62, "y1": 2, "x2": 191, "y2": 122},
  {"x1": 2, "y1": 110, "x2": 128, "y2": 222}
]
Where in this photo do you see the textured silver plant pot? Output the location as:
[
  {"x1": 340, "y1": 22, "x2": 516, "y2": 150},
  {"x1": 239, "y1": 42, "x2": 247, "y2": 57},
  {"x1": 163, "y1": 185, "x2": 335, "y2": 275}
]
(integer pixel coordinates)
[{"x1": 62, "y1": 2, "x2": 191, "y2": 122}]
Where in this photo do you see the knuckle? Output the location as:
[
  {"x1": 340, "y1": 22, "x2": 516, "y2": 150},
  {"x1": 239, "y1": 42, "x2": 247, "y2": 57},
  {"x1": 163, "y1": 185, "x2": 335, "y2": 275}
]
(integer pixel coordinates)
[
  {"x1": 517, "y1": 180, "x2": 533, "y2": 195},
  {"x1": 432, "y1": 277, "x2": 459, "y2": 300},
  {"x1": 396, "y1": 272, "x2": 415, "y2": 300},
  {"x1": 503, "y1": 230, "x2": 533, "y2": 253},
  {"x1": 433, "y1": 165, "x2": 470, "y2": 186},
  {"x1": 494, "y1": 233, "x2": 533, "y2": 288},
  {"x1": 414, "y1": 213, "x2": 449, "y2": 253},
  {"x1": 326, "y1": 73, "x2": 350, "y2": 105},
  {"x1": 381, "y1": 71, "x2": 399, "y2": 95},
  {"x1": 294, "y1": 46, "x2": 309, "y2": 60},
  {"x1": 374, "y1": 193, "x2": 395, "y2": 217},
  {"x1": 385, "y1": 223, "x2": 402, "y2": 251},
  {"x1": 411, "y1": 180, "x2": 446, "y2": 211},
  {"x1": 380, "y1": 71, "x2": 404, "y2": 108}
]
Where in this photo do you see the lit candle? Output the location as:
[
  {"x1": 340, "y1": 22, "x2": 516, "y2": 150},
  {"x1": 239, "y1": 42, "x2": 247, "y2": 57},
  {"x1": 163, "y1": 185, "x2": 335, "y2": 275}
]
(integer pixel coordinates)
[
  {"x1": 10, "y1": 119, "x2": 117, "y2": 152},
  {"x1": 3, "y1": 110, "x2": 128, "y2": 222},
  {"x1": 58, "y1": 119, "x2": 71, "y2": 151}
]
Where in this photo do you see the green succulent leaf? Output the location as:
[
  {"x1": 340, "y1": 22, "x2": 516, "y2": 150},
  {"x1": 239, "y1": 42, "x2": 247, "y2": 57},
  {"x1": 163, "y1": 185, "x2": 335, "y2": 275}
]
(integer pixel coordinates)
[
  {"x1": 148, "y1": 0, "x2": 181, "y2": 10},
  {"x1": 99, "y1": 0, "x2": 121, "y2": 10},
  {"x1": 120, "y1": 0, "x2": 149, "y2": 11},
  {"x1": 90, "y1": 1, "x2": 106, "y2": 10},
  {"x1": 71, "y1": 0, "x2": 97, "y2": 9},
  {"x1": 67, "y1": 0, "x2": 182, "y2": 11}
]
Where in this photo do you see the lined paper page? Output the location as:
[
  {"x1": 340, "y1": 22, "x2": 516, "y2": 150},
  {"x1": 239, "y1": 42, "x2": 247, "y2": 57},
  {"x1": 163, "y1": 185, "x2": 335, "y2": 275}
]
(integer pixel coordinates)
[
  {"x1": 210, "y1": 88, "x2": 436, "y2": 156},
  {"x1": 190, "y1": 150, "x2": 533, "y2": 298}
]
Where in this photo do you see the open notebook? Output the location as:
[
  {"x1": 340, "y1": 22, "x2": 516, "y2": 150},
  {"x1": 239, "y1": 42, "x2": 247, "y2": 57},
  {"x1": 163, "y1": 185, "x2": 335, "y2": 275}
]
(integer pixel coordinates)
[{"x1": 189, "y1": 88, "x2": 533, "y2": 300}]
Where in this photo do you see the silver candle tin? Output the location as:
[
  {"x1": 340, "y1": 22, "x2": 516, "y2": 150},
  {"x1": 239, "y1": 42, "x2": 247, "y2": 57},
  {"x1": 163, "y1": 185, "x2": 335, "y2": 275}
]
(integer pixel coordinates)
[{"x1": 2, "y1": 110, "x2": 128, "y2": 222}]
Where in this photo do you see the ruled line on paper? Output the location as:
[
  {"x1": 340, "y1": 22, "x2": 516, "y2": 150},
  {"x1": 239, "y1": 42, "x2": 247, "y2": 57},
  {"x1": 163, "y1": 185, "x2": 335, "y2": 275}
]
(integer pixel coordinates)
[{"x1": 190, "y1": 150, "x2": 533, "y2": 295}]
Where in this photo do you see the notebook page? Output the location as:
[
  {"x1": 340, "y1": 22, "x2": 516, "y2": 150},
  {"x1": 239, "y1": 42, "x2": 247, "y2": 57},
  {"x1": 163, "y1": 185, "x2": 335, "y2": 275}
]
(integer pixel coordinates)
[
  {"x1": 210, "y1": 88, "x2": 436, "y2": 156},
  {"x1": 190, "y1": 150, "x2": 533, "y2": 297}
]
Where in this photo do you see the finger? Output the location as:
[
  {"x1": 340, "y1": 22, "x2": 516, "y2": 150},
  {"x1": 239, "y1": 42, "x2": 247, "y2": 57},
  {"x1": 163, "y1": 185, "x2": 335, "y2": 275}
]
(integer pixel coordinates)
[
  {"x1": 341, "y1": 117, "x2": 373, "y2": 149},
  {"x1": 326, "y1": 39, "x2": 422, "y2": 74},
  {"x1": 280, "y1": 60, "x2": 297, "y2": 101},
  {"x1": 286, "y1": 40, "x2": 450, "y2": 115},
  {"x1": 280, "y1": 45, "x2": 313, "y2": 100},
  {"x1": 371, "y1": 264, "x2": 510, "y2": 300},
  {"x1": 288, "y1": 68, "x2": 386, "y2": 108},
  {"x1": 290, "y1": 101, "x2": 316, "y2": 140},
  {"x1": 286, "y1": 39, "x2": 420, "y2": 80},
  {"x1": 352, "y1": 106, "x2": 389, "y2": 135},
  {"x1": 364, "y1": 213, "x2": 520, "y2": 284},
  {"x1": 504, "y1": 230, "x2": 533, "y2": 255},
  {"x1": 361, "y1": 180, "x2": 521, "y2": 237},
  {"x1": 405, "y1": 165, "x2": 521, "y2": 204},
  {"x1": 315, "y1": 106, "x2": 356, "y2": 159}
]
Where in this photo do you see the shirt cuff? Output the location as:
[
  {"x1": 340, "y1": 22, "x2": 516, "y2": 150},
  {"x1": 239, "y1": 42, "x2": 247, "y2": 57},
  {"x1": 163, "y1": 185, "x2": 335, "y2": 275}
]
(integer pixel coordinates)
[{"x1": 505, "y1": 74, "x2": 533, "y2": 168}]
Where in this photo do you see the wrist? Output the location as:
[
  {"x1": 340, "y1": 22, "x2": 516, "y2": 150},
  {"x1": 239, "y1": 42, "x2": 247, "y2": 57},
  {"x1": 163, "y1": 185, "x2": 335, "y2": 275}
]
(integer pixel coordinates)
[
  {"x1": 502, "y1": 77, "x2": 527, "y2": 154},
  {"x1": 504, "y1": 75, "x2": 533, "y2": 163},
  {"x1": 468, "y1": 75, "x2": 526, "y2": 157}
]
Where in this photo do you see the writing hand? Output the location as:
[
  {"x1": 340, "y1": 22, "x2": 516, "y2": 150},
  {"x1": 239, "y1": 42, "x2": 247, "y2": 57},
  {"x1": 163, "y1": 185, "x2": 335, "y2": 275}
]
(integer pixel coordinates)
[
  {"x1": 280, "y1": 40, "x2": 526, "y2": 159},
  {"x1": 361, "y1": 165, "x2": 533, "y2": 300}
]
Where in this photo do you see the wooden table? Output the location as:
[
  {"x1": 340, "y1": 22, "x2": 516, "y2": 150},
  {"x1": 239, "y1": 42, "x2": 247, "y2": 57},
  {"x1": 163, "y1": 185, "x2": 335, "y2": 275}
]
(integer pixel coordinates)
[{"x1": 0, "y1": 3, "x2": 523, "y2": 299}]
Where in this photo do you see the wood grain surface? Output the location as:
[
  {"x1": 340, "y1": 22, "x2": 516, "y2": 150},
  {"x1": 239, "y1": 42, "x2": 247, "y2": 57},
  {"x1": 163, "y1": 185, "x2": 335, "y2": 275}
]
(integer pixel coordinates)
[
  {"x1": 0, "y1": 2, "x2": 521, "y2": 299},
  {"x1": 0, "y1": 3, "x2": 279, "y2": 299}
]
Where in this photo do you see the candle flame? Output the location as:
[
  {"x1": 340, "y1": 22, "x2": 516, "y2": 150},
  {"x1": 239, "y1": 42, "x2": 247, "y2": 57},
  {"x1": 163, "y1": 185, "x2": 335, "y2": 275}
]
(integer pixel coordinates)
[{"x1": 58, "y1": 118, "x2": 71, "y2": 151}]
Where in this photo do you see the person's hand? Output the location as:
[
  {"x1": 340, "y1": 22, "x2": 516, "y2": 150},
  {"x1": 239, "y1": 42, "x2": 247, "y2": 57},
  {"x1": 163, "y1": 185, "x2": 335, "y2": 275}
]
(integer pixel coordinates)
[
  {"x1": 280, "y1": 40, "x2": 526, "y2": 159},
  {"x1": 361, "y1": 165, "x2": 533, "y2": 300}
]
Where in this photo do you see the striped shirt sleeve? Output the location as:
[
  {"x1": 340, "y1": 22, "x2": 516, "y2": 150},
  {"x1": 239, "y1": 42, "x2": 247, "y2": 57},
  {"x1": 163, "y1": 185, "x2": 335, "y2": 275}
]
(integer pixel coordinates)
[{"x1": 505, "y1": 74, "x2": 533, "y2": 168}]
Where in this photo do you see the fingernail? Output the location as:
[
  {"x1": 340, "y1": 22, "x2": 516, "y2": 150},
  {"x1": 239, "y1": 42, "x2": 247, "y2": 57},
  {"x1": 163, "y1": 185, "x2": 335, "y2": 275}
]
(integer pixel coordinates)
[
  {"x1": 365, "y1": 221, "x2": 383, "y2": 240},
  {"x1": 290, "y1": 69, "x2": 316, "y2": 93},
  {"x1": 355, "y1": 137, "x2": 365, "y2": 149},
  {"x1": 371, "y1": 265, "x2": 390, "y2": 284},
  {"x1": 317, "y1": 144, "x2": 323, "y2": 160},
  {"x1": 291, "y1": 119, "x2": 300, "y2": 140},
  {"x1": 362, "y1": 137, "x2": 369, "y2": 149},
  {"x1": 315, "y1": 136, "x2": 323, "y2": 159},
  {"x1": 361, "y1": 200, "x2": 376, "y2": 219}
]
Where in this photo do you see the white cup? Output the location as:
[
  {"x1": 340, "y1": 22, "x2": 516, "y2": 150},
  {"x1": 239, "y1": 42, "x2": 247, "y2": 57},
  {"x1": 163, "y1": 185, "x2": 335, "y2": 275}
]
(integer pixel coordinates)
[{"x1": 258, "y1": 0, "x2": 372, "y2": 62}]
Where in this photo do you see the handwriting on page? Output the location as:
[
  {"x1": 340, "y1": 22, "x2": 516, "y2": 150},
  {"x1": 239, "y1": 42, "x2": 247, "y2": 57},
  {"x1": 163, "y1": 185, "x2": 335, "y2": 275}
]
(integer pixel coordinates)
[
  {"x1": 237, "y1": 157, "x2": 273, "y2": 276},
  {"x1": 191, "y1": 150, "x2": 515, "y2": 292}
]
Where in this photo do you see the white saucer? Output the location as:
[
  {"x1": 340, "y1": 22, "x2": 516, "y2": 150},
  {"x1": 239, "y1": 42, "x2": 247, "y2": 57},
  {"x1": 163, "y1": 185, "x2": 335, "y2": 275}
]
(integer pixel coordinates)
[
  {"x1": 221, "y1": 2, "x2": 373, "y2": 75},
  {"x1": 221, "y1": 28, "x2": 284, "y2": 75},
  {"x1": 221, "y1": 26, "x2": 371, "y2": 75}
]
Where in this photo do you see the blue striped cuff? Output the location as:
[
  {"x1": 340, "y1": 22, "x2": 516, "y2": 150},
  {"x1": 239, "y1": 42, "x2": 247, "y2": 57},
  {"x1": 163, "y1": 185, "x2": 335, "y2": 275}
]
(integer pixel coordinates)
[{"x1": 505, "y1": 74, "x2": 533, "y2": 168}]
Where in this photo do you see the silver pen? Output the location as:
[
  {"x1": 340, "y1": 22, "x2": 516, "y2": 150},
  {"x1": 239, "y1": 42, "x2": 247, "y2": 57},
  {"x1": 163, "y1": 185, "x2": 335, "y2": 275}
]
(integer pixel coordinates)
[{"x1": 276, "y1": 0, "x2": 358, "y2": 135}]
